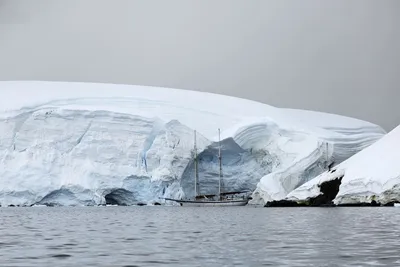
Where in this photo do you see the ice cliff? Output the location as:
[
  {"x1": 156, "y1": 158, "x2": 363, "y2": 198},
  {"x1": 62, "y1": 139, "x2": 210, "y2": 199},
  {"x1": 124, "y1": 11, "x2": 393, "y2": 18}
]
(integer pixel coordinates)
[
  {"x1": 0, "y1": 81, "x2": 386, "y2": 206},
  {"x1": 286, "y1": 124, "x2": 400, "y2": 206}
]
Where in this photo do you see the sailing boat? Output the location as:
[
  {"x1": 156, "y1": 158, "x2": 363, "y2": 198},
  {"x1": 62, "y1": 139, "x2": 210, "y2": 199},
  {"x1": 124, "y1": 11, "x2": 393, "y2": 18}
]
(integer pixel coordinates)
[{"x1": 165, "y1": 129, "x2": 250, "y2": 207}]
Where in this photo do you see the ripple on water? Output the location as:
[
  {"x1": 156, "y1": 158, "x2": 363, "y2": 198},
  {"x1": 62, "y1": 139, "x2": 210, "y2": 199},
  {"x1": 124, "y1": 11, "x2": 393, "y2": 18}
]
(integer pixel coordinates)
[
  {"x1": 50, "y1": 254, "x2": 72, "y2": 258},
  {"x1": 0, "y1": 207, "x2": 400, "y2": 267},
  {"x1": 62, "y1": 243, "x2": 78, "y2": 247},
  {"x1": 124, "y1": 237, "x2": 141, "y2": 241},
  {"x1": 0, "y1": 241, "x2": 20, "y2": 247}
]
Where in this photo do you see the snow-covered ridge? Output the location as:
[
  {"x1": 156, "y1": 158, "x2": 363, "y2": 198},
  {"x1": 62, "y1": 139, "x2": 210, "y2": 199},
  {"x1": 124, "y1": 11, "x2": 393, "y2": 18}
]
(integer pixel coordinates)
[
  {"x1": 0, "y1": 81, "x2": 384, "y2": 140},
  {"x1": 0, "y1": 81, "x2": 386, "y2": 206},
  {"x1": 287, "y1": 125, "x2": 400, "y2": 205}
]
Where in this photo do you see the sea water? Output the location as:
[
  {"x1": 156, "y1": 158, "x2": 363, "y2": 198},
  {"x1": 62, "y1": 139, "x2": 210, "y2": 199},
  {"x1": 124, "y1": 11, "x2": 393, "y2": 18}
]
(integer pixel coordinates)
[{"x1": 0, "y1": 206, "x2": 399, "y2": 266}]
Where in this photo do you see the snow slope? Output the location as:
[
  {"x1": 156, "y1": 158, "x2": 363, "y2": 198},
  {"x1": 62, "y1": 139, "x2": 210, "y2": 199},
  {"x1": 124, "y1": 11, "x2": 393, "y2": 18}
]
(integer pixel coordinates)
[
  {"x1": 0, "y1": 81, "x2": 386, "y2": 206},
  {"x1": 287, "y1": 125, "x2": 400, "y2": 205}
]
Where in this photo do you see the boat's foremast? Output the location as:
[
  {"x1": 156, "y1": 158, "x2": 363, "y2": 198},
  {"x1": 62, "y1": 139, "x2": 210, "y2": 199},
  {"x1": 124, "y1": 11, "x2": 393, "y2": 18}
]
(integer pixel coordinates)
[{"x1": 194, "y1": 130, "x2": 200, "y2": 198}]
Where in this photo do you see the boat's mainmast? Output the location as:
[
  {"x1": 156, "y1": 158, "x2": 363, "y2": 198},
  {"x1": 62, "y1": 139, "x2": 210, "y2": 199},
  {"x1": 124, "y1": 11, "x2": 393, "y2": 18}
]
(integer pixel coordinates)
[{"x1": 218, "y1": 128, "x2": 222, "y2": 201}]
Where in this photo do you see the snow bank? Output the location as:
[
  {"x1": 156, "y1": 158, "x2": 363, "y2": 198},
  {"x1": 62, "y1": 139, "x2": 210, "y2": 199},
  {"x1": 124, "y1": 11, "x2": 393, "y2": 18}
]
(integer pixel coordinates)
[
  {"x1": 0, "y1": 81, "x2": 386, "y2": 206},
  {"x1": 287, "y1": 125, "x2": 400, "y2": 205}
]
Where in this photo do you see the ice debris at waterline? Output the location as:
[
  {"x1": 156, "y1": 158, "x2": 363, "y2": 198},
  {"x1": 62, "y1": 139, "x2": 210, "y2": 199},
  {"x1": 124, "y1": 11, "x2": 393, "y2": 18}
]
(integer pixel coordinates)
[
  {"x1": 0, "y1": 81, "x2": 385, "y2": 207},
  {"x1": 274, "y1": 125, "x2": 400, "y2": 207}
]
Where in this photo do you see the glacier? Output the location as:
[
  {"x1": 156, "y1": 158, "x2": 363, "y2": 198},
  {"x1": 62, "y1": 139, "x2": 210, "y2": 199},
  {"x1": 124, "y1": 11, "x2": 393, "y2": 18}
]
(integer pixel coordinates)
[
  {"x1": 286, "y1": 124, "x2": 400, "y2": 206},
  {"x1": 0, "y1": 81, "x2": 386, "y2": 206}
]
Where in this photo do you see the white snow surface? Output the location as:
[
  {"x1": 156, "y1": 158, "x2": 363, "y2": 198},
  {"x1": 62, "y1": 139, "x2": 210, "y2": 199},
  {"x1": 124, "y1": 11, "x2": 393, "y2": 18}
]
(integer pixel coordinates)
[
  {"x1": 287, "y1": 125, "x2": 400, "y2": 205},
  {"x1": 0, "y1": 81, "x2": 386, "y2": 206}
]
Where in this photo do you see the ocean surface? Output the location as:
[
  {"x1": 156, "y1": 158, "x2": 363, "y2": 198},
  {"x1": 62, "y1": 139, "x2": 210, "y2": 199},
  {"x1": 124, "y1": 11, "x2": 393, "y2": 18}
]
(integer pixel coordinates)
[{"x1": 0, "y1": 206, "x2": 399, "y2": 267}]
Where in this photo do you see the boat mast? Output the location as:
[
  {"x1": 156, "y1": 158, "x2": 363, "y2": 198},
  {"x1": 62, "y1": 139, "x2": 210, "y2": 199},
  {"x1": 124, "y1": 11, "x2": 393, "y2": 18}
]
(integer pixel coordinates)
[
  {"x1": 326, "y1": 142, "x2": 328, "y2": 169},
  {"x1": 218, "y1": 128, "x2": 222, "y2": 201},
  {"x1": 194, "y1": 130, "x2": 199, "y2": 198}
]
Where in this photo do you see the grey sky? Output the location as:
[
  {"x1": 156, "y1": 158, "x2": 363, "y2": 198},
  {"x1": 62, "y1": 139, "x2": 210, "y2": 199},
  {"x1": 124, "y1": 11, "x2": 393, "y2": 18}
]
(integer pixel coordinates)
[{"x1": 0, "y1": 0, "x2": 399, "y2": 130}]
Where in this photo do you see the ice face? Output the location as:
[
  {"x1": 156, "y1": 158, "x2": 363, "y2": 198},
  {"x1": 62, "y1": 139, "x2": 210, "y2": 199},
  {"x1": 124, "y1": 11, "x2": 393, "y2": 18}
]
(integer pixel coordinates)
[
  {"x1": 286, "y1": 125, "x2": 400, "y2": 206},
  {"x1": 0, "y1": 81, "x2": 386, "y2": 206}
]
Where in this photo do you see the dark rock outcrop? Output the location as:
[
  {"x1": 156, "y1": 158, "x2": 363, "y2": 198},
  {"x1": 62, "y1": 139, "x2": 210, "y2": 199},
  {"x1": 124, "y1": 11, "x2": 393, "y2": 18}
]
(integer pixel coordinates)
[
  {"x1": 265, "y1": 176, "x2": 343, "y2": 207},
  {"x1": 265, "y1": 199, "x2": 307, "y2": 207},
  {"x1": 337, "y1": 201, "x2": 380, "y2": 207}
]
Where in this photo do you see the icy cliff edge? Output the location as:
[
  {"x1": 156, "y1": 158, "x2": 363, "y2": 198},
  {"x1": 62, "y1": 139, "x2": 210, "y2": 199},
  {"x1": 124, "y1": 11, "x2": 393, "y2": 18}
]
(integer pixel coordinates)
[
  {"x1": 286, "y1": 125, "x2": 400, "y2": 206},
  {"x1": 0, "y1": 81, "x2": 386, "y2": 206}
]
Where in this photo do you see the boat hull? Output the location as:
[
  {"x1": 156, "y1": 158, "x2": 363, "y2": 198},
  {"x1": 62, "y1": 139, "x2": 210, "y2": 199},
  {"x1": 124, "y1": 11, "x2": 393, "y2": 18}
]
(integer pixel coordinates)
[{"x1": 169, "y1": 199, "x2": 249, "y2": 207}]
